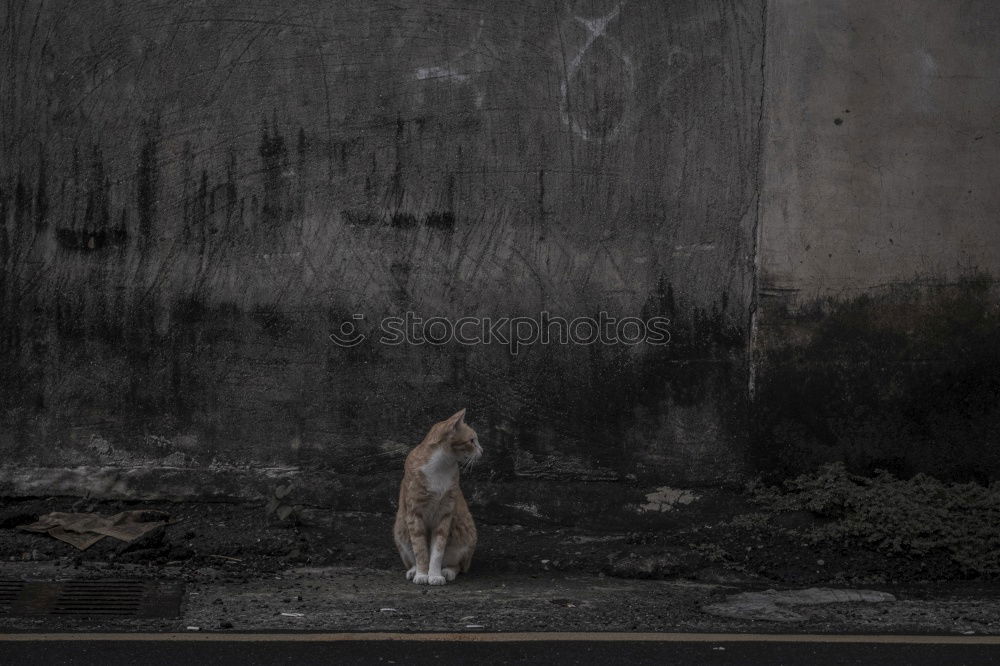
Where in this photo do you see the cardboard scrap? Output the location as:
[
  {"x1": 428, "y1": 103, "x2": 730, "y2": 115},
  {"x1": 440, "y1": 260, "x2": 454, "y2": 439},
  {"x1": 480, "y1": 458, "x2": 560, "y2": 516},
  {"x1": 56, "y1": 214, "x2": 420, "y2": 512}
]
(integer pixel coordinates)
[{"x1": 18, "y1": 510, "x2": 171, "y2": 550}]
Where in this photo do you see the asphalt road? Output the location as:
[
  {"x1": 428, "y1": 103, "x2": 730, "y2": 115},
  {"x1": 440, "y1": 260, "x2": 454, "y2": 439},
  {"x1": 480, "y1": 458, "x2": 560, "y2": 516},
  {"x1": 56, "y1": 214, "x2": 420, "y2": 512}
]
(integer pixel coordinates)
[{"x1": 3, "y1": 634, "x2": 1000, "y2": 666}]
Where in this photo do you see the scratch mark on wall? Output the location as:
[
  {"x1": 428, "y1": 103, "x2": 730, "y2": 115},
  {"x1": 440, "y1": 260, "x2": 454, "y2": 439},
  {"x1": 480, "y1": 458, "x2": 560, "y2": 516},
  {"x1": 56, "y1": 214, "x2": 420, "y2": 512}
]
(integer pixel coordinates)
[{"x1": 412, "y1": 17, "x2": 488, "y2": 109}]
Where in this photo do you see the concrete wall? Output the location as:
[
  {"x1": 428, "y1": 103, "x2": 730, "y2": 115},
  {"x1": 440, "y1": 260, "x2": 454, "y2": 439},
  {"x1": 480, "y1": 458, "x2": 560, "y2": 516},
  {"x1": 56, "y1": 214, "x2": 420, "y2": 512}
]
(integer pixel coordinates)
[
  {"x1": 760, "y1": 0, "x2": 1000, "y2": 299},
  {"x1": 3, "y1": 0, "x2": 1000, "y2": 516},
  {"x1": 754, "y1": 0, "x2": 1000, "y2": 482},
  {"x1": 0, "y1": 1, "x2": 764, "y2": 523}
]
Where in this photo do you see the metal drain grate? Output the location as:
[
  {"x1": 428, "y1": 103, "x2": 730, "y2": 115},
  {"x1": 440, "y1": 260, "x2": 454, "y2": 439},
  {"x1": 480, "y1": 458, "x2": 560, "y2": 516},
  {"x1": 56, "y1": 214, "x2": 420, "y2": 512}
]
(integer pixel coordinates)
[
  {"x1": 0, "y1": 580, "x2": 184, "y2": 618},
  {"x1": 0, "y1": 580, "x2": 25, "y2": 613}
]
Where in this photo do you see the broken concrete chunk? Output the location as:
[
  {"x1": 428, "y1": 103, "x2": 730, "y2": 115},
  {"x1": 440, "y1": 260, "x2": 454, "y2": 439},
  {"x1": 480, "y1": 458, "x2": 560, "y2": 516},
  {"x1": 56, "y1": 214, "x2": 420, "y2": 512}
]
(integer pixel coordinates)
[
  {"x1": 161, "y1": 452, "x2": 187, "y2": 467},
  {"x1": 640, "y1": 487, "x2": 700, "y2": 512},
  {"x1": 116, "y1": 523, "x2": 166, "y2": 554}
]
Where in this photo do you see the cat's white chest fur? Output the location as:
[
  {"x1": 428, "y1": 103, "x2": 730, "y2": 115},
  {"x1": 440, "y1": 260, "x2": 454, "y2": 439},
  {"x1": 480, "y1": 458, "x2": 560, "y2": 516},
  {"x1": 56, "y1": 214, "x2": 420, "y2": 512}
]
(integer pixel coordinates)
[{"x1": 420, "y1": 449, "x2": 456, "y2": 496}]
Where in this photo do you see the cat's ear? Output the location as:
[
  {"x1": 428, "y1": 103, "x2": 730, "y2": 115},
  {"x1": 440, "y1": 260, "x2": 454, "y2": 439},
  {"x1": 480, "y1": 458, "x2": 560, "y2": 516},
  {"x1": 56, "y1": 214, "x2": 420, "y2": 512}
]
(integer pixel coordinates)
[{"x1": 444, "y1": 408, "x2": 467, "y2": 430}]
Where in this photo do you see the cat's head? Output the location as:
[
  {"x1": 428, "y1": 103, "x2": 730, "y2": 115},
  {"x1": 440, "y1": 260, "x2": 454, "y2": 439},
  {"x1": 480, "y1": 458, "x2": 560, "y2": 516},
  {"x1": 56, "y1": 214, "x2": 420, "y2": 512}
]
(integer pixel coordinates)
[{"x1": 434, "y1": 408, "x2": 482, "y2": 464}]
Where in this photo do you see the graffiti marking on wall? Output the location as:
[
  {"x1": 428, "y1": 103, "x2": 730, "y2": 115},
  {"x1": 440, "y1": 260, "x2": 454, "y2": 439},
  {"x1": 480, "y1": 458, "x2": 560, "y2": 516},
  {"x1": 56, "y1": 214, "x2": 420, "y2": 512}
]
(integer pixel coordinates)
[{"x1": 559, "y1": 2, "x2": 635, "y2": 141}]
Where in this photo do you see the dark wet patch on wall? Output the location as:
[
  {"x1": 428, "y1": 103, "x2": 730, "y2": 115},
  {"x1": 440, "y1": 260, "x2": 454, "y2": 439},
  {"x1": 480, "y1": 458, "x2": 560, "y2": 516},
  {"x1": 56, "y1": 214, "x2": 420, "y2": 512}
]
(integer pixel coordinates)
[
  {"x1": 752, "y1": 275, "x2": 1000, "y2": 484},
  {"x1": 0, "y1": 276, "x2": 749, "y2": 524},
  {"x1": 0, "y1": 1, "x2": 765, "y2": 520}
]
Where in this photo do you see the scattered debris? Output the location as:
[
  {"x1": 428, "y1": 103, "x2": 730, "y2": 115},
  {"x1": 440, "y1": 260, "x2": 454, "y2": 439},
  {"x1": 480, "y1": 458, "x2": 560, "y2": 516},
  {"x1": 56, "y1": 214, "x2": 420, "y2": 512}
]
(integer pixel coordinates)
[
  {"x1": 701, "y1": 587, "x2": 896, "y2": 622},
  {"x1": 640, "y1": 487, "x2": 700, "y2": 513},
  {"x1": 605, "y1": 548, "x2": 703, "y2": 580},
  {"x1": 161, "y1": 452, "x2": 188, "y2": 467},
  {"x1": 87, "y1": 435, "x2": 113, "y2": 456},
  {"x1": 506, "y1": 503, "x2": 543, "y2": 518},
  {"x1": 208, "y1": 554, "x2": 243, "y2": 562}
]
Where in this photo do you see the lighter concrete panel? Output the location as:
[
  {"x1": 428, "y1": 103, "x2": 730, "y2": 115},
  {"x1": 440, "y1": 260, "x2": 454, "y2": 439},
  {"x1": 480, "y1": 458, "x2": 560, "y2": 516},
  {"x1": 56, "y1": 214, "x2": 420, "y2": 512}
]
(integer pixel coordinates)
[{"x1": 761, "y1": 0, "x2": 1000, "y2": 300}]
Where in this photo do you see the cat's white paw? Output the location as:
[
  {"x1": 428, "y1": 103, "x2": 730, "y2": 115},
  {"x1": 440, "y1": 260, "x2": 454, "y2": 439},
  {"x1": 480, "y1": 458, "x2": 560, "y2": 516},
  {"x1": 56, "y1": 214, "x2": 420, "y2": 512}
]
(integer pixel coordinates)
[
  {"x1": 412, "y1": 573, "x2": 429, "y2": 585},
  {"x1": 442, "y1": 568, "x2": 458, "y2": 581},
  {"x1": 405, "y1": 567, "x2": 417, "y2": 581},
  {"x1": 427, "y1": 574, "x2": 447, "y2": 586}
]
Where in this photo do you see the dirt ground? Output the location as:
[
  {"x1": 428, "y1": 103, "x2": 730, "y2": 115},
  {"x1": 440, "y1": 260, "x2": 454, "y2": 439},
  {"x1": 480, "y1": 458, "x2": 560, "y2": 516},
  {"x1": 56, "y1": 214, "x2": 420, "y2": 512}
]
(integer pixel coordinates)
[
  {"x1": 2, "y1": 492, "x2": 999, "y2": 634},
  {"x1": 0, "y1": 492, "x2": 973, "y2": 589}
]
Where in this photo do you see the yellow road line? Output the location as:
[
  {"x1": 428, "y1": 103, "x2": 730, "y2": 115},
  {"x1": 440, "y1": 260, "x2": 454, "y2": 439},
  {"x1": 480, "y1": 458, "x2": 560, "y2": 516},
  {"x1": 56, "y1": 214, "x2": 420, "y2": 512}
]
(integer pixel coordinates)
[{"x1": 0, "y1": 632, "x2": 999, "y2": 644}]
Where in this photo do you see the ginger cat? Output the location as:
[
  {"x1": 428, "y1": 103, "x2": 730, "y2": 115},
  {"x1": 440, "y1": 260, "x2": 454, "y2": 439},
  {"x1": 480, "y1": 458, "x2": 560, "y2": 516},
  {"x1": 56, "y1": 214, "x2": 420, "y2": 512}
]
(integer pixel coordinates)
[{"x1": 394, "y1": 409, "x2": 482, "y2": 585}]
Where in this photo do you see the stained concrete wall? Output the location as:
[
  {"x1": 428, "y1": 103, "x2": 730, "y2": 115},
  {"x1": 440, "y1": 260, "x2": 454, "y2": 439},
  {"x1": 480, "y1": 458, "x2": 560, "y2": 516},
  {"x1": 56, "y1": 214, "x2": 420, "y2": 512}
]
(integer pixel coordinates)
[
  {"x1": 760, "y1": 0, "x2": 1000, "y2": 299},
  {"x1": 754, "y1": 0, "x2": 1000, "y2": 482},
  {"x1": 0, "y1": 1, "x2": 764, "y2": 523},
  {"x1": 3, "y1": 0, "x2": 999, "y2": 516}
]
